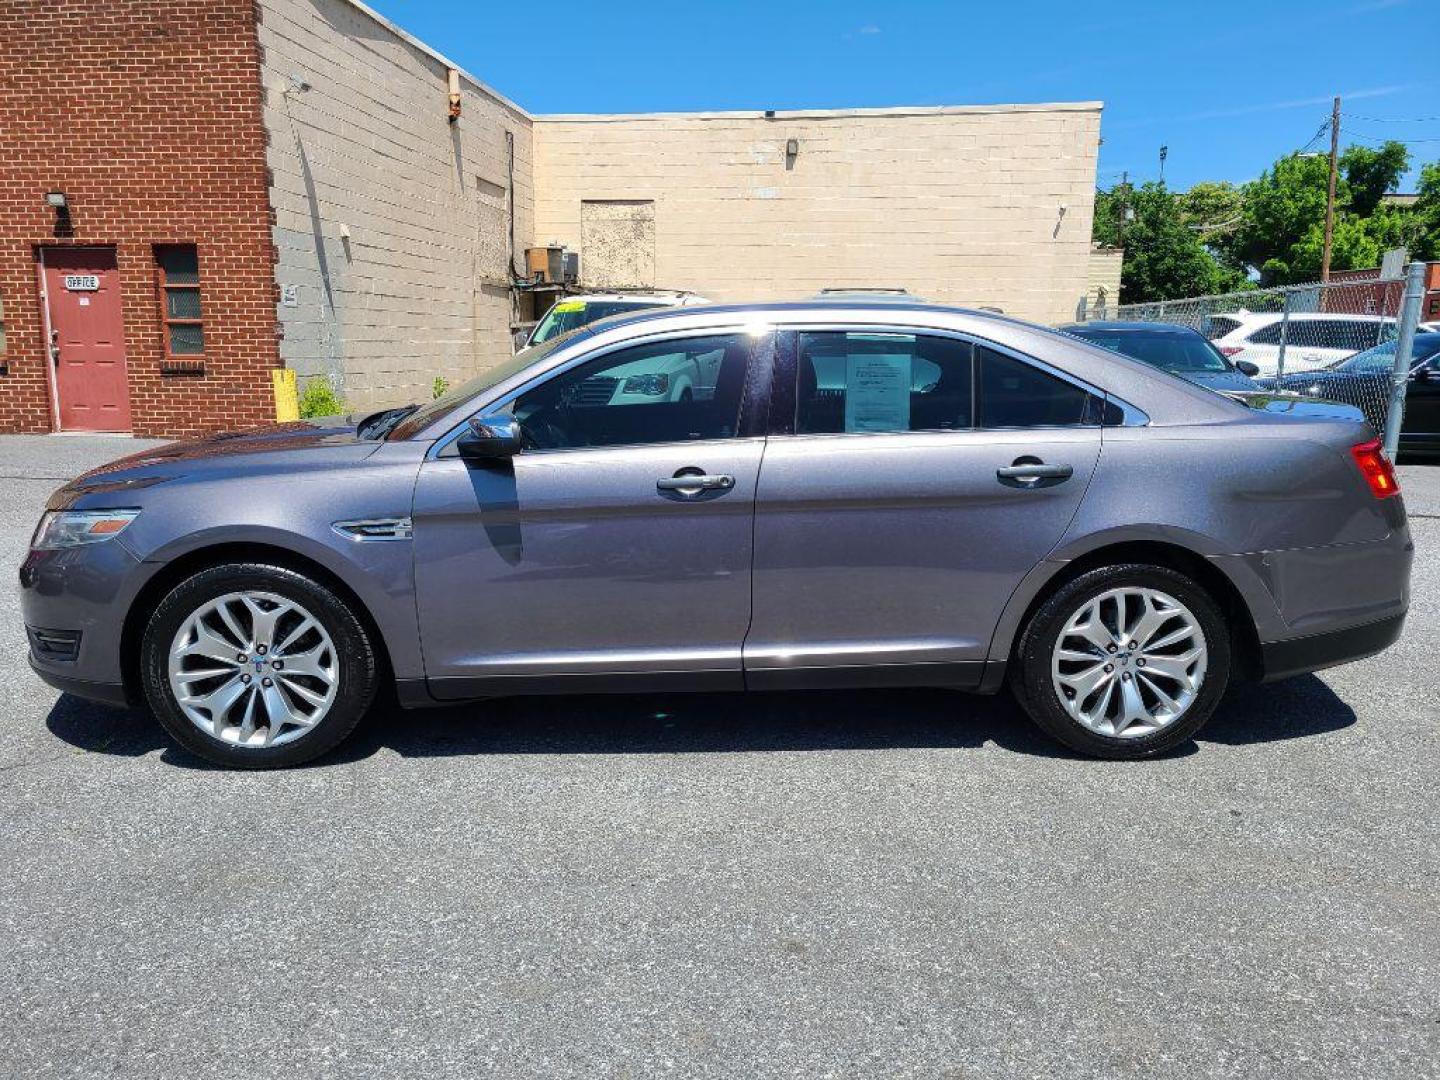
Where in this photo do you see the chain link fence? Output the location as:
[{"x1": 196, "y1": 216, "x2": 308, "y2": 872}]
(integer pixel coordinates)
[{"x1": 1078, "y1": 268, "x2": 1427, "y2": 452}]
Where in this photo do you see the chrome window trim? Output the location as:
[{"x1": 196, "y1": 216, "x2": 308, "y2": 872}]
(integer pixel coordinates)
[
  {"x1": 779, "y1": 322, "x2": 1149, "y2": 430},
  {"x1": 427, "y1": 324, "x2": 772, "y2": 461}
]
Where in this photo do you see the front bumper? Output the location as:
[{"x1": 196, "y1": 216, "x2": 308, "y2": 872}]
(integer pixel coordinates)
[
  {"x1": 1259, "y1": 611, "x2": 1406, "y2": 683},
  {"x1": 19, "y1": 536, "x2": 150, "y2": 705}
]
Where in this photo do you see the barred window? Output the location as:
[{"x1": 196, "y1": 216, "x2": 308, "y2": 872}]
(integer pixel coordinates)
[{"x1": 155, "y1": 246, "x2": 204, "y2": 358}]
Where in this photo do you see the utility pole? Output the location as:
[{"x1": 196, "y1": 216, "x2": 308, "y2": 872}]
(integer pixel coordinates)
[
  {"x1": 1321, "y1": 95, "x2": 1341, "y2": 282},
  {"x1": 1158, "y1": 145, "x2": 1168, "y2": 185}
]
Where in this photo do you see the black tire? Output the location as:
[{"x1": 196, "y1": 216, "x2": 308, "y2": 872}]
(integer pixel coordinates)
[
  {"x1": 1010, "y1": 563, "x2": 1231, "y2": 759},
  {"x1": 140, "y1": 562, "x2": 379, "y2": 769}
]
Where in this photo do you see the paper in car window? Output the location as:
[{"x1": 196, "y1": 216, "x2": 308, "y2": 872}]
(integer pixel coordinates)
[
  {"x1": 844, "y1": 349, "x2": 911, "y2": 433},
  {"x1": 553, "y1": 300, "x2": 585, "y2": 313}
]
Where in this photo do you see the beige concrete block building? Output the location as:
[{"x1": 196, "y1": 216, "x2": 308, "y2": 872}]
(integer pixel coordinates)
[
  {"x1": 254, "y1": 0, "x2": 1104, "y2": 413},
  {"x1": 534, "y1": 106, "x2": 1102, "y2": 324},
  {"x1": 257, "y1": 0, "x2": 535, "y2": 409}
]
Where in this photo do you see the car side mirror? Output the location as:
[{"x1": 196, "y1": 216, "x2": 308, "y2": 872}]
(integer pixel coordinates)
[
  {"x1": 1235, "y1": 360, "x2": 1260, "y2": 377},
  {"x1": 457, "y1": 415, "x2": 522, "y2": 461}
]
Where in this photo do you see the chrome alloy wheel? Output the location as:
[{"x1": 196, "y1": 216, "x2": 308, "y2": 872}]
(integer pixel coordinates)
[
  {"x1": 167, "y1": 591, "x2": 339, "y2": 748},
  {"x1": 1050, "y1": 586, "x2": 1208, "y2": 739}
]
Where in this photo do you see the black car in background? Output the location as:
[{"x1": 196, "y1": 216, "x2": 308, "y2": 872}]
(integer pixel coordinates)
[
  {"x1": 1257, "y1": 331, "x2": 1440, "y2": 457},
  {"x1": 1059, "y1": 321, "x2": 1264, "y2": 393}
]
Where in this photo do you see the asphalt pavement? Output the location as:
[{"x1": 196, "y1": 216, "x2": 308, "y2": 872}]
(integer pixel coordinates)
[{"x1": 1, "y1": 436, "x2": 1436, "y2": 1079}]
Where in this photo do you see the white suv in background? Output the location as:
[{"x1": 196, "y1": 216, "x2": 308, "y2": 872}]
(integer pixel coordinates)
[
  {"x1": 1207, "y1": 312, "x2": 1396, "y2": 375},
  {"x1": 523, "y1": 291, "x2": 710, "y2": 349}
]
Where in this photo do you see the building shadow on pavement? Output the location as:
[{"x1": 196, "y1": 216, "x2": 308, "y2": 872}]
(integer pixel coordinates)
[{"x1": 45, "y1": 673, "x2": 1357, "y2": 770}]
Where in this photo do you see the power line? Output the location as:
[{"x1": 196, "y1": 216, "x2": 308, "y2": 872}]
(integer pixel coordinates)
[
  {"x1": 1347, "y1": 131, "x2": 1440, "y2": 145},
  {"x1": 1343, "y1": 112, "x2": 1440, "y2": 124},
  {"x1": 1298, "y1": 116, "x2": 1332, "y2": 154}
]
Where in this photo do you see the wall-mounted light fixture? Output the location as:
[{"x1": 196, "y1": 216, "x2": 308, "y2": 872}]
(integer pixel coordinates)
[{"x1": 45, "y1": 190, "x2": 73, "y2": 236}]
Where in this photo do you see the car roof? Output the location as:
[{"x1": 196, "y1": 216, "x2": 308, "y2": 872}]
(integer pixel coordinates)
[
  {"x1": 1226, "y1": 310, "x2": 1395, "y2": 324},
  {"x1": 579, "y1": 298, "x2": 1029, "y2": 335},
  {"x1": 557, "y1": 291, "x2": 703, "y2": 305},
  {"x1": 1059, "y1": 321, "x2": 1205, "y2": 335}
]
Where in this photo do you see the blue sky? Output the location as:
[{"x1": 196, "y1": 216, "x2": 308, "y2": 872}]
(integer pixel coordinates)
[{"x1": 368, "y1": 0, "x2": 1435, "y2": 191}]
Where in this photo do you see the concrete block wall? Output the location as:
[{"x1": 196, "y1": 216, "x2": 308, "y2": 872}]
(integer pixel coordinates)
[
  {"x1": 1087, "y1": 246, "x2": 1125, "y2": 316},
  {"x1": 257, "y1": 0, "x2": 534, "y2": 412},
  {"x1": 532, "y1": 104, "x2": 1102, "y2": 326}
]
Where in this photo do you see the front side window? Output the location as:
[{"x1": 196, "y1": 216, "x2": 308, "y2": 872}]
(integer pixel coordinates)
[
  {"x1": 510, "y1": 334, "x2": 751, "y2": 450},
  {"x1": 796, "y1": 331, "x2": 973, "y2": 434},
  {"x1": 155, "y1": 245, "x2": 203, "y2": 357},
  {"x1": 1206, "y1": 316, "x2": 1241, "y2": 340},
  {"x1": 1247, "y1": 322, "x2": 1285, "y2": 346}
]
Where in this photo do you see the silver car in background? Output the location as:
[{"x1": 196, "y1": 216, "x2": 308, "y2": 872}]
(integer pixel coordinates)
[{"x1": 21, "y1": 302, "x2": 1412, "y2": 768}]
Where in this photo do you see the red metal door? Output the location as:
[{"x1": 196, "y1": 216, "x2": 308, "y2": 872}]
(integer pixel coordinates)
[{"x1": 41, "y1": 247, "x2": 131, "y2": 431}]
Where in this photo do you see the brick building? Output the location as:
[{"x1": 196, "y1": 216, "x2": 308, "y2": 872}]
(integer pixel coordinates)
[
  {"x1": 1, "y1": 0, "x2": 1103, "y2": 436},
  {"x1": 0, "y1": 0, "x2": 279, "y2": 436}
]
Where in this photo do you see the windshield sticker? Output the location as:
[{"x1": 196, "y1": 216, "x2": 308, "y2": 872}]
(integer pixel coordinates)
[{"x1": 552, "y1": 301, "x2": 585, "y2": 313}]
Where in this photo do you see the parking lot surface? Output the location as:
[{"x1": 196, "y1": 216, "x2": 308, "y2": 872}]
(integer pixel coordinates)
[{"x1": 2, "y1": 435, "x2": 1436, "y2": 1079}]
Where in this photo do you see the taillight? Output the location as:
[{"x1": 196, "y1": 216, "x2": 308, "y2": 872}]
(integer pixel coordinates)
[
  {"x1": 1218, "y1": 346, "x2": 1243, "y2": 357},
  {"x1": 1349, "y1": 438, "x2": 1400, "y2": 499}
]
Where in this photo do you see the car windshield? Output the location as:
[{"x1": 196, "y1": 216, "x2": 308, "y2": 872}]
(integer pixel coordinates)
[
  {"x1": 386, "y1": 333, "x2": 575, "y2": 440},
  {"x1": 1335, "y1": 333, "x2": 1440, "y2": 374},
  {"x1": 1072, "y1": 329, "x2": 1231, "y2": 373},
  {"x1": 531, "y1": 299, "x2": 667, "y2": 344}
]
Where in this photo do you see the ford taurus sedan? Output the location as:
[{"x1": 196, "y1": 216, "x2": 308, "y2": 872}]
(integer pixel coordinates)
[{"x1": 21, "y1": 302, "x2": 1413, "y2": 767}]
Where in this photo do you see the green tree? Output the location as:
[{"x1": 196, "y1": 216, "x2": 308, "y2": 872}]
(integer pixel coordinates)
[
  {"x1": 1112, "y1": 183, "x2": 1246, "y2": 303},
  {"x1": 1177, "y1": 181, "x2": 1245, "y2": 248},
  {"x1": 1341, "y1": 141, "x2": 1411, "y2": 217},
  {"x1": 1220, "y1": 140, "x2": 1414, "y2": 284},
  {"x1": 1411, "y1": 161, "x2": 1440, "y2": 261}
]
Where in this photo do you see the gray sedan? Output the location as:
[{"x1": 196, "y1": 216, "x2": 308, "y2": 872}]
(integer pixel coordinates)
[{"x1": 21, "y1": 302, "x2": 1413, "y2": 767}]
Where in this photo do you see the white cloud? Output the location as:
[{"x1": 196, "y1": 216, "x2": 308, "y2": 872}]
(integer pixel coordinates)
[{"x1": 1109, "y1": 85, "x2": 1406, "y2": 130}]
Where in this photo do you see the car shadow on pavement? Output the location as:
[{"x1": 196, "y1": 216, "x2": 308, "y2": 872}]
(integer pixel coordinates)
[{"x1": 44, "y1": 674, "x2": 1356, "y2": 769}]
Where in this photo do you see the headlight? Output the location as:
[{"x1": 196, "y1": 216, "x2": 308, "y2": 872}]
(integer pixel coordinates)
[
  {"x1": 622, "y1": 373, "x2": 670, "y2": 396},
  {"x1": 31, "y1": 509, "x2": 141, "y2": 550}
]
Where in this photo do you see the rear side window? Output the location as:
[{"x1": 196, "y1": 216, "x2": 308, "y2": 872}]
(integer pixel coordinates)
[
  {"x1": 796, "y1": 331, "x2": 973, "y2": 434},
  {"x1": 976, "y1": 346, "x2": 1093, "y2": 428},
  {"x1": 793, "y1": 332, "x2": 1101, "y2": 433}
]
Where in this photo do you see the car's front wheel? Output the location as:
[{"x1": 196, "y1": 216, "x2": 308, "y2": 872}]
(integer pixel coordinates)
[
  {"x1": 1011, "y1": 564, "x2": 1231, "y2": 758},
  {"x1": 140, "y1": 562, "x2": 378, "y2": 768}
]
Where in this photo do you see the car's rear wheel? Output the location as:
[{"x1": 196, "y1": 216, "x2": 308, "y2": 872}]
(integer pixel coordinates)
[
  {"x1": 1011, "y1": 564, "x2": 1231, "y2": 758},
  {"x1": 140, "y1": 562, "x2": 378, "y2": 768}
]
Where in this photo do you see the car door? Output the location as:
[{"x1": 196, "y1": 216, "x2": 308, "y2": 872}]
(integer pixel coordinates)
[
  {"x1": 411, "y1": 329, "x2": 771, "y2": 697},
  {"x1": 744, "y1": 328, "x2": 1104, "y2": 690},
  {"x1": 1405, "y1": 351, "x2": 1440, "y2": 445}
]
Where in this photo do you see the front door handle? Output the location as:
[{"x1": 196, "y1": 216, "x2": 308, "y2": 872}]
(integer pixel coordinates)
[
  {"x1": 997, "y1": 461, "x2": 1073, "y2": 485},
  {"x1": 657, "y1": 471, "x2": 735, "y2": 496}
]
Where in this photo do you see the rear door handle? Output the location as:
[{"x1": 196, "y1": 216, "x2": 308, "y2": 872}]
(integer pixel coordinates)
[
  {"x1": 657, "y1": 472, "x2": 735, "y2": 496},
  {"x1": 997, "y1": 463, "x2": 1073, "y2": 481}
]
